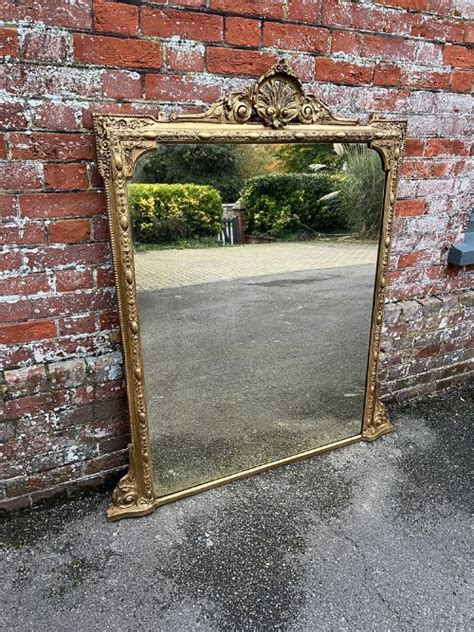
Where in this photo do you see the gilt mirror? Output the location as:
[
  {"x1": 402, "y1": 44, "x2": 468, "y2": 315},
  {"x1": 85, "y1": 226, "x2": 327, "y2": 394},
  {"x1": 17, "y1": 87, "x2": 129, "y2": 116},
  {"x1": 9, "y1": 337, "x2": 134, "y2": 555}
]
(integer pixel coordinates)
[{"x1": 94, "y1": 62, "x2": 406, "y2": 520}]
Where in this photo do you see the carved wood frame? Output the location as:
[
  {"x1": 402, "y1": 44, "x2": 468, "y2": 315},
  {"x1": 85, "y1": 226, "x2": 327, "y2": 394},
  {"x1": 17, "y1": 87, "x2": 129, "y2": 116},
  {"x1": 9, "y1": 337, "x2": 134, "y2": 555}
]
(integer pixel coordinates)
[{"x1": 93, "y1": 61, "x2": 406, "y2": 521}]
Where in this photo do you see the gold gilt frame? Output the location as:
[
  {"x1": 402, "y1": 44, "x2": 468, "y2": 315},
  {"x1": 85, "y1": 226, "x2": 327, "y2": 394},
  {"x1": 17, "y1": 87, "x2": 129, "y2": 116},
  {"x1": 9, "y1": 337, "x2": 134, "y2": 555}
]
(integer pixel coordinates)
[{"x1": 93, "y1": 61, "x2": 406, "y2": 521}]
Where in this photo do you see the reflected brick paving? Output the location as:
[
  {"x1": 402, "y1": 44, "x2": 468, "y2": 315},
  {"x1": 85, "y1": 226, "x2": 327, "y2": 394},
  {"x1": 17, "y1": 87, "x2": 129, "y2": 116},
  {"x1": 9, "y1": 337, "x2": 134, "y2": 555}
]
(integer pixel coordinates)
[{"x1": 134, "y1": 240, "x2": 378, "y2": 291}]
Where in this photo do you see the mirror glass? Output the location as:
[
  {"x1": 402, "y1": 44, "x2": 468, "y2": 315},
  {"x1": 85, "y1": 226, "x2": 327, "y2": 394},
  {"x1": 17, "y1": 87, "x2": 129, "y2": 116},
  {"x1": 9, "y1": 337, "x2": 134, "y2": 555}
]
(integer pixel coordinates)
[{"x1": 128, "y1": 142, "x2": 385, "y2": 497}]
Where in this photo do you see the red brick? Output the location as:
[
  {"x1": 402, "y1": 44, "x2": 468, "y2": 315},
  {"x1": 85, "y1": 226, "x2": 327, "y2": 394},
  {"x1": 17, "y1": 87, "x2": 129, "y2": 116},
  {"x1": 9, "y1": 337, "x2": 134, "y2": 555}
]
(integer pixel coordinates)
[
  {"x1": 315, "y1": 58, "x2": 374, "y2": 85},
  {"x1": 10, "y1": 133, "x2": 94, "y2": 160},
  {"x1": 173, "y1": 0, "x2": 206, "y2": 5},
  {"x1": 385, "y1": 0, "x2": 429, "y2": 7},
  {"x1": 48, "y1": 219, "x2": 91, "y2": 243},
  {"x1": 44, "y1": 163, "x2": 89, "y2": 190},
  {"x1": 0, "y1": 273, "x2": 49, "y2": 298},
  {"x1": 145, "y1": 74, "x2": 222, "y2": 102},
  {"x1": 0, "y1": 102, "x2": 29, "y2": 129},
  {"x1": 0, "y1": 194, "x2": 16, "y2": 219},
  {"x1": 31, "y1": 102, "x2": 79, "y2": 131},
  {"x1": 288, "y1": 0, "x2": 322, "y2": 20},
  {"x1": 450, "y1": 70, "x2": 474, "y2": 92},
  {"x1": 0, "y1": 28, "x2": 18, "y2": 58},
  {"x1": 0, "y1": 222, "x2": 46, "y2": 246},
  {"x1": 20, "y1": 192, "x2": 104, "y2": 219},
  {"x1": 401, "y1": 160, "x2": 433, "y2": 178},
  {"x1": 373, "y1": 64, "x2": 402, "y2": 86},
  {"x1": 0, "y1": 251, "x2": 22, "y2": 273},
  {"x1": 424, "y1": 139, "x2": 469, "y2": 157},
  {"x1": 263, "y1": 22, "x2": 329, "y2": 53},
  {"x1": 398, "y1": 251, "x2": 429, "y2": 268},
  {"x1": 395, "y1": 199, "x2": 427, "y2": 217},
  {"x1": 361, "y1": 34, "x2": 416, "y2": 62},
  {"x1": 465, "y1": 23, "x2": 474, "y2": 44},
  {"x1": 94, "y1": 0, "x2": 138, "y2": 35},
  {"x1": 428, "y1": 0, "x2": 453, "y2": 14},
  {"x1": 210, "y1": 0, "x2": 286, "y2": 18},
  {"x1": 207, "y1": 47, "x2": 277, "y2": 76},
  {"x1": 0, "y1": 161, "x2": 43, "y2": 190},
  {"x1": 167, "y1": 43, "x2": 205, "y2": 72},
  {"x1": 0, "y1": 0, "x2": 92, "y2": 30},
  {"x1": 96, "y1": 267, "x2": 115, "y2": 288},
  {"x1": 411, "y1": 16, "x2": 465, "y2": 43},
  {"x1": 21, "y1": 28, "x2": 69, "y2": 63},
  {"x1": 91, "y1": 216, "x2": 110, "y2": 241},
  {"x1": 0, "y1": 299, "x2": 32, "y2": 323},
  {"x1": 31, "y1": 290, "x2": 114, "y2": 319},
  {"x1": 102, "y1": 69, "x2": 142, "y2": 100},
  {"x1": 59, "y1": 315, "x2": 97, "y2": 336},
  {"x1": 226, "y1": 17, "x2": 261, "y2": 47},
  {"x1": 141, "y1": 8, "x2": 223, "y2": 42},
  {"x1": 99, "y1": 310, "x2": 120, "y2": 331},
  {"x1": 330, "y1": 30, "x2": 361, "y2": 55},
  {"x1": 4, "y1": 365, "x2": 48, "y2": 398},
  {"x1": 400, "y1": 68, "x2": 450, "y2": 90},
  {"x1": 0, "y1": 135, "x2": 6, "y2": 159},
  {"x1": 55, "y1": 269, "x2": 95, "y2": 293},
  {"x1": 443, "y1": 44, "x2": 474, "y2": 68},
  {"x1": 73, "y1": 34, "x2": 163, "y2": 69},
  {"x1": 26, "y1": 243, "x2": 109, "y2": 271},
  {"x1": 405, "y1": 139, "x2": 425, "y2": 156},
  {"x1": 0, "y1": 320, "x2": 56, "y2": 344}
]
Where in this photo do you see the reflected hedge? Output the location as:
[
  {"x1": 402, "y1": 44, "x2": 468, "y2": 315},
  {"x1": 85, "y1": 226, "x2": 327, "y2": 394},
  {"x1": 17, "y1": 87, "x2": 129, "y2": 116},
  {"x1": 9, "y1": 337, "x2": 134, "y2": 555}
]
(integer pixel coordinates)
[
  {"x1": 129, "y1": 183, "x2": 223, "y2": 244},
  {"x1": 241, "y1": 173, "x2": 348, "y2": 237}
]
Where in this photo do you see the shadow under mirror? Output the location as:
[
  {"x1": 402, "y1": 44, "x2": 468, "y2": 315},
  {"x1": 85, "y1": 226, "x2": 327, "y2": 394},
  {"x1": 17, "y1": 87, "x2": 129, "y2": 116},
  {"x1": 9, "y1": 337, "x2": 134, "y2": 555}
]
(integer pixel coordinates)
[{"x1": 129, "y1": 142, "x2": 386, "y2": 498}]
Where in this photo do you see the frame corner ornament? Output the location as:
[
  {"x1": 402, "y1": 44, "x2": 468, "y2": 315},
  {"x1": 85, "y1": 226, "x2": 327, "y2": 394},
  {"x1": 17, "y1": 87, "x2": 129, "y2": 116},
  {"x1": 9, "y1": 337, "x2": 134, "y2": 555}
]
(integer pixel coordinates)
[
  {"x1": 106, "y1": 446, "x2": 155, "y2": 521},
  {"x1": 362, "y1": 400, "x2": 394, "y2": 442}
]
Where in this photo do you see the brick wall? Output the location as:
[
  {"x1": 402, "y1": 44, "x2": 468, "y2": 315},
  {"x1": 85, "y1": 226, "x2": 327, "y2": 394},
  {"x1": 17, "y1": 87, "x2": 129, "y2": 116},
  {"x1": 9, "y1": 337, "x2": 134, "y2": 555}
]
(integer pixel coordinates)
[{"x1": 1, "y1": 0, "x2": 472, "y2": 509}]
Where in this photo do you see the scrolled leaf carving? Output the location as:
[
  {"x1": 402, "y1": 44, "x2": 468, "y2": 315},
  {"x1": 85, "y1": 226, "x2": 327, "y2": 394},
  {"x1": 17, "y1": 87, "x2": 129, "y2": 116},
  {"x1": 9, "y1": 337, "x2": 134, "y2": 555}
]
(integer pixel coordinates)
[{"x1": 173, "y1": 59, "x2": 357, "y2": 128}]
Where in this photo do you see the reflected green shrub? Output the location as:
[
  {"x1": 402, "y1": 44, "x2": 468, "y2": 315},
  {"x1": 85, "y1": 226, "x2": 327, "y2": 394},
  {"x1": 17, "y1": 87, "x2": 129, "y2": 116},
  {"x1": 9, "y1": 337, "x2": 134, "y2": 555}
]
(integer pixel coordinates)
[
  {"x1": 241, "y1": 173, "x2": 348, "y2": 237},
  {"x1": 129, "y1": 183, "x2": 223, "y2": 244},
  {"x1": 337, "y1": 144, "x2": 386, "y2": 240}
]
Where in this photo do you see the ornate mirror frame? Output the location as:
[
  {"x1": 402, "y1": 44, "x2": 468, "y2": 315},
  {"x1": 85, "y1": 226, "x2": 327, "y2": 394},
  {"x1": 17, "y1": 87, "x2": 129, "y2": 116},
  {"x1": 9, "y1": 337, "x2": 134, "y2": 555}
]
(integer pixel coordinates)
[{"x1": 93, "y1": 61, "x2": 406, "y2": 521}]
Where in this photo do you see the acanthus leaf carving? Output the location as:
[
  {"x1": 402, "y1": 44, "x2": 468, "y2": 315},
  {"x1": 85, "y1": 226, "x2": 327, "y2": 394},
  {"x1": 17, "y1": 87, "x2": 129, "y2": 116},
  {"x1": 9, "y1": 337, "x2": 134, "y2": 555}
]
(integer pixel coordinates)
[{"x1": 172, "y1": 59, "x2": 356, "y2": 128}]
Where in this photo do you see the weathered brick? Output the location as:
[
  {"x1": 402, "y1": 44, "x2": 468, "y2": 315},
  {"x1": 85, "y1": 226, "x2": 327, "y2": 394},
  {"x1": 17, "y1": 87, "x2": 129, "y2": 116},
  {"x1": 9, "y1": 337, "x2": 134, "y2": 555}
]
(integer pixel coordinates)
[
  {"x1": 145, "y1": 74, "x2": 222, "y2": 102},
  {"x1": 102, "y1": 70, "x2": 142, "y2": 100},
  {"x1": 210, "y1": 0, "x2": 286, "y2": 18},
  {"x1": 73, "y1": 34, "x2": 163, "y2": 69},
  {"x1": 49, "y1": 358, "x2": 87, "y2": 389},
  {"x1": 141, "y1": 8, "x2": 223, "y2": 42},
  {"x1": 0, "y1": 320, "x2": 56, "y2": 345},
  {"x1": 48, "y1": 218, "x2": 91, "y2": 244},
  {"x1": 207, "y1": 47, "x2": 277, "y2": 76},
  {"x1": 55, "y1": 269, "x2": 95, "y2": 292},
  {"x1": 315, "y1": 58, "x2": 374, "y2": 85},
  {"x1": 0, "y1": 28, "x2": 19, "y2": 58},
  {"x1": 44, "y1": 163, "x2": 89, "y2": 190},
  {"x1": 263, "y1": 22, "x2": 329, "y2": 53},
  {"x1": 10, "y1": 133, "x2": 94, "y2": 161},
  {"x1": 19, "y1": 192, "x2": 104, "y2": 219},
  {"x1": 395, "y1": 199, "x2": 427, "y2": 217},
  {"x1": 4, "y1": 365, "x2": 48, "y2": 398},
  {"x1": 94, "y1": 0, "x2": 138, "y2": 36},
  {"x1": 21, "y1": 26, "x2": 70, "y2": 63},
  {"x1": 226, "y1": 17, "x2": 261, "y2": 47}
]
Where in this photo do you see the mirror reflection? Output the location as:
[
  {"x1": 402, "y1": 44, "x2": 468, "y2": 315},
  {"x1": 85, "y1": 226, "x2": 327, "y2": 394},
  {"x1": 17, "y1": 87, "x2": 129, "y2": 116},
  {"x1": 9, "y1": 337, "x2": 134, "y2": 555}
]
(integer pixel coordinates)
[{"x1": 129, "y1": 142, "x2": 385, "y2": 497}]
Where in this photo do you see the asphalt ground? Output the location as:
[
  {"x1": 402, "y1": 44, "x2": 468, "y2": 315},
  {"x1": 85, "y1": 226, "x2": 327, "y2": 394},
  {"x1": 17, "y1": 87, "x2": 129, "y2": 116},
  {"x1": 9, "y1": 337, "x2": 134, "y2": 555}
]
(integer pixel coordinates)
[
  {"x1": 138, "y1": 264, "x2": 375, "y2": 496},
  {"x1": 1, "y1": 385, "x2": 472, "y2": 631}
]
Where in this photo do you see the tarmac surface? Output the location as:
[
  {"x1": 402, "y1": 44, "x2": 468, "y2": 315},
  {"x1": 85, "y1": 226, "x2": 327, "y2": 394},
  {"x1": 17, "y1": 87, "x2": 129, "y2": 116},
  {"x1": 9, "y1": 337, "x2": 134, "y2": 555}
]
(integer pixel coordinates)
[
  {"x1": 1, "y1": 385, "x2": 472, "y2": 632},
  {"x1": 138, "y1": 264, "x2": 375, "y2": 497}
]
